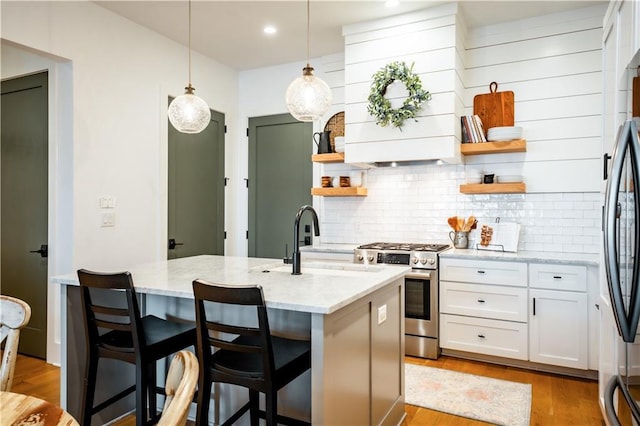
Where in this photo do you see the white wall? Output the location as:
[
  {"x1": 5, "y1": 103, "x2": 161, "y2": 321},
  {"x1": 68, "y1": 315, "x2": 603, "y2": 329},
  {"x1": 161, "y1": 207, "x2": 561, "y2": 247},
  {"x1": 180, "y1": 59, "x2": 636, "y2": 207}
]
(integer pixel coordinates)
[
  {"x1": 275, "y1": 3, "x2": 606, "y2": 254},
  {"x1": 1, "y1": 1, "x2": 239, "y2": 267},
  {"x1": 236, "y1": 55, "x2": 341, "y2": 255},
  {"x1": 1, "y1": 0, "x2": 239, "y2": 363}
]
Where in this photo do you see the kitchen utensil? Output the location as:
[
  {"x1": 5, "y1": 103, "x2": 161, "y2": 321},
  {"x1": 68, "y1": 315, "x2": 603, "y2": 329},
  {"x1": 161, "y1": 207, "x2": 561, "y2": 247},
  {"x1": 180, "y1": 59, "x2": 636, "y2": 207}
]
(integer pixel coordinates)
[
  {"x1": 313, "y1": 130, "x2": 332, "y2": 154},
  {"x1": 449, "y1": 231, "x2": 469, "y2": 249},
  {"x1": 447, "y1": 216, "x2": 458, "y2": 231},
  {"x1": 474, "y1": 82, "x2": 514, "y2": 136}
]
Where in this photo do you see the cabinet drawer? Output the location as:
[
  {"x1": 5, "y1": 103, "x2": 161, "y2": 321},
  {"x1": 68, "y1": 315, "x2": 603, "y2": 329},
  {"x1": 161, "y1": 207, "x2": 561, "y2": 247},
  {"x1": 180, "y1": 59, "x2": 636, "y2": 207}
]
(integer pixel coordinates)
[
  {"x1": 440, "y1": 258, "x2": 527, "y2": 287},
  {"x1": 529, "y1": 263, "x2": 587, "y2": 292},
  {"x1": 440, "y1": 281, "x2": 528, "y2": 322},
  {"x1": 440, "y1": 314, "x2": 528, "y2": 360}
]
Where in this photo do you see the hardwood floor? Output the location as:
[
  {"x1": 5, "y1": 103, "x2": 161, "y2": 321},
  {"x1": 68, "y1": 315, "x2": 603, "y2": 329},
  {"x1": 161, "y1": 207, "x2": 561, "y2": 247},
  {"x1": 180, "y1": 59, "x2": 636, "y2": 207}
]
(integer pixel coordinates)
[{"x1": 11, "y1": 353, "x2": 604, "y2": 425}]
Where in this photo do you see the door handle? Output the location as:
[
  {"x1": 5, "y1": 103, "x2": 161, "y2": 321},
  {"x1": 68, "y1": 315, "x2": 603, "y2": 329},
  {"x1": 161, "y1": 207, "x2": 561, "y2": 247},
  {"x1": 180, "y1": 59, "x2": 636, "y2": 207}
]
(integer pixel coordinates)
[
  {"x1": 29, "y1": 244, "x2": 48, "y2": 258},
  {"x1": 604, "y1": 153, "x2": 612, "y2": 180},
  {"x1": 168, "y1": 238, "x2": 184, "y2": 250}
]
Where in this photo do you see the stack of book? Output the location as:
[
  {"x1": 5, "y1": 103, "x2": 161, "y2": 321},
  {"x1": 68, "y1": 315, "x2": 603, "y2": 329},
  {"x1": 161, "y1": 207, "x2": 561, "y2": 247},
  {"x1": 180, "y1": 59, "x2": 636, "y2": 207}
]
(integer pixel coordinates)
[{"x1": 461, "y1": 115, "x2": 487, "y2": 143}]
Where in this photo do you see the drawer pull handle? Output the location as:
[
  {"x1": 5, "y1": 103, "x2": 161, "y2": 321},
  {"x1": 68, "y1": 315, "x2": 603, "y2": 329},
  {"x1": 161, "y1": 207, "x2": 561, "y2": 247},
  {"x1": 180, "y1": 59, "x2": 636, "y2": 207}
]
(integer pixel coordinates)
[
  {"x1": 477, "y1": 270, "x2": 486, "y2": 274},
  {"x1": 553, "y1": 276, "x2": 562, "y2": 280},
  {"x1": 477, "y1": 299, "x2": 485, "y2": 303},
  {"x1": 477, "y1": 334, "x2": 485, "y2": 339}
]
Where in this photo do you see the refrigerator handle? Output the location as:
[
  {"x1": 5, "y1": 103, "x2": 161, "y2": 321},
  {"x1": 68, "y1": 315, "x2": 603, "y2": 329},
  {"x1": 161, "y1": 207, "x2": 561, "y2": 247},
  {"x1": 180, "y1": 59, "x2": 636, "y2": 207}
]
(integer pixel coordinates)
[
  {"x1": 605, "y1": 375, "x2": 623, "y2": 426},
  {"x1": 604, "y1": 120, "x2": 635, "y2": 342}
]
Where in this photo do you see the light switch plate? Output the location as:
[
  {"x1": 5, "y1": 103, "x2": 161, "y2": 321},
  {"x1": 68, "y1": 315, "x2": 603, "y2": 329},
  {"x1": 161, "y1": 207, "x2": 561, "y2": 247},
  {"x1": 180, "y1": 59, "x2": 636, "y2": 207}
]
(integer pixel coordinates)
[{"x1": 101, "y1": 212, "x2": 115, "y2": 227}]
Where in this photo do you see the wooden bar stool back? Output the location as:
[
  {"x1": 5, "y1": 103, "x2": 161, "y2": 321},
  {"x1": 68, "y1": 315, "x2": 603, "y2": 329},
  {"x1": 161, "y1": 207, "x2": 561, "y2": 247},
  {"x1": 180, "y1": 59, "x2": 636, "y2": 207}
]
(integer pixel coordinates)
[
  {"x1": 192, "y1": 279, "x2": 311, "y2": 426},
  {"x1": 77, "y1": 269, "x2": 196, "y2": 426},
  {"x1": 0, "y1": 295, "x2": 31, "y2": 392},
  {"x1": 157, "y1": 350, "x2": 199, "y2": 426}
]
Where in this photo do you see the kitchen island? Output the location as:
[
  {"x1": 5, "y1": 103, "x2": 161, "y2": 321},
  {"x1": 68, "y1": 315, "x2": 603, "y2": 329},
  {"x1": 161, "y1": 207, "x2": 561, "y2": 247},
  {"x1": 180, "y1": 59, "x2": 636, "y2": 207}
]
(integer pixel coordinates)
[{"x1": 52, "y1": 255, "x2": 408, "y2": 425}]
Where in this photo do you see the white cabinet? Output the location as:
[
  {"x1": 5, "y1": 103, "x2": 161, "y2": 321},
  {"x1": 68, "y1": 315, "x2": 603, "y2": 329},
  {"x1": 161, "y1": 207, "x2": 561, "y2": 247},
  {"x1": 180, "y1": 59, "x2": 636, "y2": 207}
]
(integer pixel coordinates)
[
  {"x1": 529, "y1": 288, "x2": 588, "y2": 369},
  {"x1": 528, "y1": 263, "x2": 589, "y2": 370},
  {"x1": 439, "y1": 258, "x2": 528, "y2": 360},
  {"x1": 440, "y1": 257, "x2": 594, "y2": 371}
]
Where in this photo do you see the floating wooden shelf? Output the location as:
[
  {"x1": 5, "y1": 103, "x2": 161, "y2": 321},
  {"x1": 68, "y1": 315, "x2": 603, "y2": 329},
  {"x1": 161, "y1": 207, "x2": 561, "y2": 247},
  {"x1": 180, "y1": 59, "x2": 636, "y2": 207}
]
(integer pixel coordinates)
[
  {"x1": 311, "y1": 187, "x2": 368, "y2": 197},
  {"x1": 311, "y1": 152, "x2": 345, "y2": 163},
  {"x1": 460, "y1": 139, "x2": 526, "y2": 155},
  {"x1": 460, "y1": 182, "x2": 526, "y2": 194}
]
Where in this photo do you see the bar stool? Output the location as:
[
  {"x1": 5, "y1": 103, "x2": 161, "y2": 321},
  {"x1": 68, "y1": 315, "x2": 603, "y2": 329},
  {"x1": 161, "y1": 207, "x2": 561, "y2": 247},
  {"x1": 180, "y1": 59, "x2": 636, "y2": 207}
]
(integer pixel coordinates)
[
  {"x1": 192, "y1": 279, "x2": 311, "y2": 426},
  {"x1": 77, "y1": 269, "x2": 196, "y2": 426}
]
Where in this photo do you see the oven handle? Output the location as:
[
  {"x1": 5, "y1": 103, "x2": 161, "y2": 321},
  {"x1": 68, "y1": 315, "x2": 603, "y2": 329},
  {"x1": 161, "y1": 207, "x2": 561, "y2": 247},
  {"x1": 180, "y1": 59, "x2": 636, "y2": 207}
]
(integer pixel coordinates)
[{"x1": 405, "y1": 271, "x2": 433, "y2": 279}]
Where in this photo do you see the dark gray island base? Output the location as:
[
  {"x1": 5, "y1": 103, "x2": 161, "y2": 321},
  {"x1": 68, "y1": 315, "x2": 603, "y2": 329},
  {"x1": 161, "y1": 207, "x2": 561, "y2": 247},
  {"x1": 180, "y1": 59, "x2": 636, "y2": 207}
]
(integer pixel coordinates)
[{"x1": 54, "y1": 255, "x2": 407, "y2": 425}]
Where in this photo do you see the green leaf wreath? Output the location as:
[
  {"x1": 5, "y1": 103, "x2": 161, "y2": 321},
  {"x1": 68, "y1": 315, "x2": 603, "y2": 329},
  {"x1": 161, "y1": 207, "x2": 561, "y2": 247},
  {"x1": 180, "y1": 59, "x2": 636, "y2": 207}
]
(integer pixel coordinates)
[{"x1": 367, "y1": 61, "x2": 431, "y2": 129}]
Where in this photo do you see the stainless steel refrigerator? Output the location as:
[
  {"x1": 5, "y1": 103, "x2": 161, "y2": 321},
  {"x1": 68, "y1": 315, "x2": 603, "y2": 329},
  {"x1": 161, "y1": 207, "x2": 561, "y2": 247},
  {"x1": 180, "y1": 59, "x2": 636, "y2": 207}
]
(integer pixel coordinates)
[{"x1": 603, "y1": 118, "x2": 640, "y2": 425}]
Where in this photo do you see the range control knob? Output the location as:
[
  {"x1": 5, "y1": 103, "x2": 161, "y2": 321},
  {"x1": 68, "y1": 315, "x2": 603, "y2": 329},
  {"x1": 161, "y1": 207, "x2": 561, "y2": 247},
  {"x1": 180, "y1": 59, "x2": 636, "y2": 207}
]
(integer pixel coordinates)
[
  {"x1": 420, "y1": 258, "x2": 428, "y2": 265},
  {"x1": 412, "y1": 257, "x2": 419, "y2": 264},
  {"x1": 427, "y1": 258, "x2": 436, "y2": 265},
  {"x1": 357, "y1": 254, "x2": 364, "y2": 262},
  {"x1": 367, "y1": 255, "x2": 375, "y2": 262}
]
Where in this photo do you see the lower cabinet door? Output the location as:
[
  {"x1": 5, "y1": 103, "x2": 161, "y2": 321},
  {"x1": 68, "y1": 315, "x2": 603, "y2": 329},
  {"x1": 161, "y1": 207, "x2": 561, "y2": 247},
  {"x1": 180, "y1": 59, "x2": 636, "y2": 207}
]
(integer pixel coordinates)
[
  {"x1": 529, "y1": 288, "x2": 588, "y2": 369},
  {"x1": 440, "y1": 313, "x2": 528, "y2": 360}
]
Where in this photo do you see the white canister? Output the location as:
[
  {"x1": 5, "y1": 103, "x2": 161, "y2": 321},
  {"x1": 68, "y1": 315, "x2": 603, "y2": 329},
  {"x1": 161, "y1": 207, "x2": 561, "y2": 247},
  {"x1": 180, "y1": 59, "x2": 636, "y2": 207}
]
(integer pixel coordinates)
[{"x1": 349, "y1": 171, "x2": 363, "y2": 187}]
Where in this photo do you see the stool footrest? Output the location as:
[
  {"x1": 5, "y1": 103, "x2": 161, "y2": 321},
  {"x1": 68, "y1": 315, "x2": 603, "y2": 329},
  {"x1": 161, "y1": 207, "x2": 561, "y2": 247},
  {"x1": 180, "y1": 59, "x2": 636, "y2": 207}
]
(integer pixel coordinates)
[{"x1": 92, "y1": 384, "x2": 136, "y2": 414}]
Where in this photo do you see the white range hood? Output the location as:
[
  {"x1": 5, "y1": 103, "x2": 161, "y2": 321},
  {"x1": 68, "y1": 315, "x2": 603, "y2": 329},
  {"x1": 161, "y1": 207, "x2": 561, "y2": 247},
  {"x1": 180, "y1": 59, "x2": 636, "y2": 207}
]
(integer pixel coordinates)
[{"x1": 342, "y1": 3, "x2": 464, "y2": 166}]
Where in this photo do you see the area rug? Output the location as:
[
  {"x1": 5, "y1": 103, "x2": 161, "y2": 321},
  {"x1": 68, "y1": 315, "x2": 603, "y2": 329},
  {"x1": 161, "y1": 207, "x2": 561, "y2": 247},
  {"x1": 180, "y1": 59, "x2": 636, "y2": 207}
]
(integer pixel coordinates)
[{"x1": 405, "y1": 363, "x2": 532, "y2": 426}]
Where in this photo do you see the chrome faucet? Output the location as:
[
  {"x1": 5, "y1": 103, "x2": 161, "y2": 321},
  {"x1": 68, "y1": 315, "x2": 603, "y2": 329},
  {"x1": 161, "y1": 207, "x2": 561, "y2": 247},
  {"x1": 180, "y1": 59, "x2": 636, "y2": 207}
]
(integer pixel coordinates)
[{"x1": 292, "y1": 205, "x2": 320, "y2": 275}]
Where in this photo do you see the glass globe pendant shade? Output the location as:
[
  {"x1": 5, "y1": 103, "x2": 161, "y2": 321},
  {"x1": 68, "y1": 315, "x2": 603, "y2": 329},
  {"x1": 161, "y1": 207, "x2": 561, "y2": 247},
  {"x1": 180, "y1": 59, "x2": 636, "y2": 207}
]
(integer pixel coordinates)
[
  {"x1": 286, "y1": 65, "x2": 332, "y2": 122},
  {"x1": 168, "y1": 85, "x2": 211, "y2": 134}
]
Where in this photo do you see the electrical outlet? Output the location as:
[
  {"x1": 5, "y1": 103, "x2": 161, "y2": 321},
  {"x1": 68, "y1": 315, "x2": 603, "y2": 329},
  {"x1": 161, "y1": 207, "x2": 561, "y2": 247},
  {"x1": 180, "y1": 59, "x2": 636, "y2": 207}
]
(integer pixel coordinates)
[{"x1": 377, "y1": 304, "x2": 387, "y2": 325}]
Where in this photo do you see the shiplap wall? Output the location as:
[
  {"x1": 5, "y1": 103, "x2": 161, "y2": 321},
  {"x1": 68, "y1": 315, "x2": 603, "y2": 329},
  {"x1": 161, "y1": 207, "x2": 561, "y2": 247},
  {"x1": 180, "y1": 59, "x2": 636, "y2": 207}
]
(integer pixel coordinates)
[
  {"x1": 315, "y1": 3, "x2": 608, "y2": 254},
  {"x1": 343, "y1": 3, "x2": 463, "y2": 164},
  {"x1": 462, "y1": 5, "x2": 605, "y2": 193}
]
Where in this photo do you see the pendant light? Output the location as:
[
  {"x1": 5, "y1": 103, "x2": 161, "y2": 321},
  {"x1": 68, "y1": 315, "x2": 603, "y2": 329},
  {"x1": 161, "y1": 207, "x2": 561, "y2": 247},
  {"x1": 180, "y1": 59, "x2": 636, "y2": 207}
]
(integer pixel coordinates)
[
  {"x1": 285, "y1": 0, "x2": 332, "y2": 122},
  {"x1": 168, "y1": 0, "x2": 211, "y2": 134}
]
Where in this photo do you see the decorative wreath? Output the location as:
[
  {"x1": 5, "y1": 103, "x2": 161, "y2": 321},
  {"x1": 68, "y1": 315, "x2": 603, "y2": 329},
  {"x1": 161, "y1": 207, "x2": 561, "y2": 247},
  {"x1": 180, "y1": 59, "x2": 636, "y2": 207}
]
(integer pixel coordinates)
[{"x1": 367, "y1": 61, "x2": 431, "y2": 129}]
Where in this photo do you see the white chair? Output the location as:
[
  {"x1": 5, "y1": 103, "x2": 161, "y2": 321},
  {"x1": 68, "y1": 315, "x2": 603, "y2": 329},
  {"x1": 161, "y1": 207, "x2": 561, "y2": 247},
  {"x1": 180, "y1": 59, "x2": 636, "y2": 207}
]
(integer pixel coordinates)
[
  {"x1": 157, "y1": 350, "x2": 199, "y2": 426},
  {"x1": 0, "y1": 295, "x2": 32, "y2": 392}
]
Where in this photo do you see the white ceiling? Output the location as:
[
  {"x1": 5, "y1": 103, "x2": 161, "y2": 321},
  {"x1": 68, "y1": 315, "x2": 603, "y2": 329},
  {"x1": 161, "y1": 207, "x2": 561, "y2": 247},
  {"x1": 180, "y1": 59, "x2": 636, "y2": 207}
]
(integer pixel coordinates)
[{"x1": 94, "y1": 0, "x2": 606, "y2": 71}]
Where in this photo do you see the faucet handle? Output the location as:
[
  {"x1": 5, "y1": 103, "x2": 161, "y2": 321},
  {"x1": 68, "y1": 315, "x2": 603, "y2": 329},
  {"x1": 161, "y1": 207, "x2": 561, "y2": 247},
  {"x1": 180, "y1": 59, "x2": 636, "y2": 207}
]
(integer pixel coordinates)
[{"x1": 283, "y1": 243, "x2": 292, "y2": 264}]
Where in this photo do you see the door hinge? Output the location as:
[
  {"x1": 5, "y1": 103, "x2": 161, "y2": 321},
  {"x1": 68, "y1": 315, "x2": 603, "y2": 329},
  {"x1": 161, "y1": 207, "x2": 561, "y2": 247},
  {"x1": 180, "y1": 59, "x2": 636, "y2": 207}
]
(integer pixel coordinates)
[
  {"x1": 224, "y1": 125, "x2": 228, "y2": 133},
  {"x1": 224, "y1": 231, "x2": 227, "y2": 239},
  {"x1": 246, "y1": 128, "x2": 249, "y2": 137},
  {"x1": 246, "y1": 230, "x2": 249, "y2": 239},
  {"x1": 244, "y1": 178, "x2": 249, "y2": 188},
  {"x1": 224, "y1": 177, "x2": 229, "y2": 186}
]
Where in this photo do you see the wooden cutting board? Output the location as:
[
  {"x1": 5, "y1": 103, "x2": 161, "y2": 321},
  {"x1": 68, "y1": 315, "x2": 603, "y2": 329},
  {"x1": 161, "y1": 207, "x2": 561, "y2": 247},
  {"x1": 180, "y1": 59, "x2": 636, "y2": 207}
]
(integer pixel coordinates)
[{"x1": 473, "y1": 82, "x2": 514, "y2": 133}]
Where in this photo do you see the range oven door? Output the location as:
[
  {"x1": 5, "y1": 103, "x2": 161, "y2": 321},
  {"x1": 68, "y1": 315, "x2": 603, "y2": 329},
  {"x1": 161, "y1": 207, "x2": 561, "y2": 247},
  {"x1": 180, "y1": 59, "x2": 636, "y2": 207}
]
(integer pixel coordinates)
[{"x1": 405, "y1": 270, "x2": 438, "y2": 339}]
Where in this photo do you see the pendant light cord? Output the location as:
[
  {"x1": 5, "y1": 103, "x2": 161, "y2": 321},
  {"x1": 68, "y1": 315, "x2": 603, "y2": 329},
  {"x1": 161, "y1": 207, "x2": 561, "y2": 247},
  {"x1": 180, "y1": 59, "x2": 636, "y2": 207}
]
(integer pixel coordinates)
[
  {"x1": 306, "y1": 0, "x2": 310, "y2": 66},
  {"x1": 188, "y1": 0, "x2": 192, "y2": 86}
]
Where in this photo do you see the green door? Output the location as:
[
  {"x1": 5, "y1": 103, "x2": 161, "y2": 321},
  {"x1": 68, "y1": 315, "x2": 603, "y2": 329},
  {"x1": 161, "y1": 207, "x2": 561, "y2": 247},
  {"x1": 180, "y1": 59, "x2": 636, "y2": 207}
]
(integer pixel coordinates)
[
  {"x1": 168, "y1": 103, "x2": 225, "y2": 259},
  {"x1": 248, "y1": 114, "x2": 312, "y2": 259},
  {"x1": 1, "y1": 72, "x2": 48, "y2": 359}
]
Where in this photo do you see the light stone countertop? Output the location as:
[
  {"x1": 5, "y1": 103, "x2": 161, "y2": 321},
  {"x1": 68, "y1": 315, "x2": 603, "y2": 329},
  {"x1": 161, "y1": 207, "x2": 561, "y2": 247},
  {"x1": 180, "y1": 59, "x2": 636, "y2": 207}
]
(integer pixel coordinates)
[
  {"x1": 439, "y1": 248, "x2": 600, "y2": 267},
  {"x1": 51, "y1": 255, "x2": 409, "y2": 315},
  {"x1": 299, "y1": 243, "x2": 357, "y2": 254}
]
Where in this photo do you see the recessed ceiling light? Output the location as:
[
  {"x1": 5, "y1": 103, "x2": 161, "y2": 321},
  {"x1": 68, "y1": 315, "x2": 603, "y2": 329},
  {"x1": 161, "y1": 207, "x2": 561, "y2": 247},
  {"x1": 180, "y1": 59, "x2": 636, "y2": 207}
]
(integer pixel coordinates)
[
  {"x1": 264, "y1": 25, "x2": 277, "y2": 35},
  {"x1": 385, "y1": 0, "x2": 399, "y2": 8}
]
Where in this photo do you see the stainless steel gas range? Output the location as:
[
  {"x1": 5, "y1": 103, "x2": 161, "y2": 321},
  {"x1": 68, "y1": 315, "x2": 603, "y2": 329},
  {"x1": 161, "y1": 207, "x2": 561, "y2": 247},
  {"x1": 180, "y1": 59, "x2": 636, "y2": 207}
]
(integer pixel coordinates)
[{"x1": 353, "y1": 242, "x2": 451, "y2": 359}]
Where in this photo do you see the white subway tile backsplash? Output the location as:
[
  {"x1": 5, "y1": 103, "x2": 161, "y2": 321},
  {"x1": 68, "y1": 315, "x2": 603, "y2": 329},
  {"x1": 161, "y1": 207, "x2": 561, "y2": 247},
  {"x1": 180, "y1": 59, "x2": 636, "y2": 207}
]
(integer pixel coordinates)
[{"x1": 318, "y1": 163, "x2": 602, "y2": 254}]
